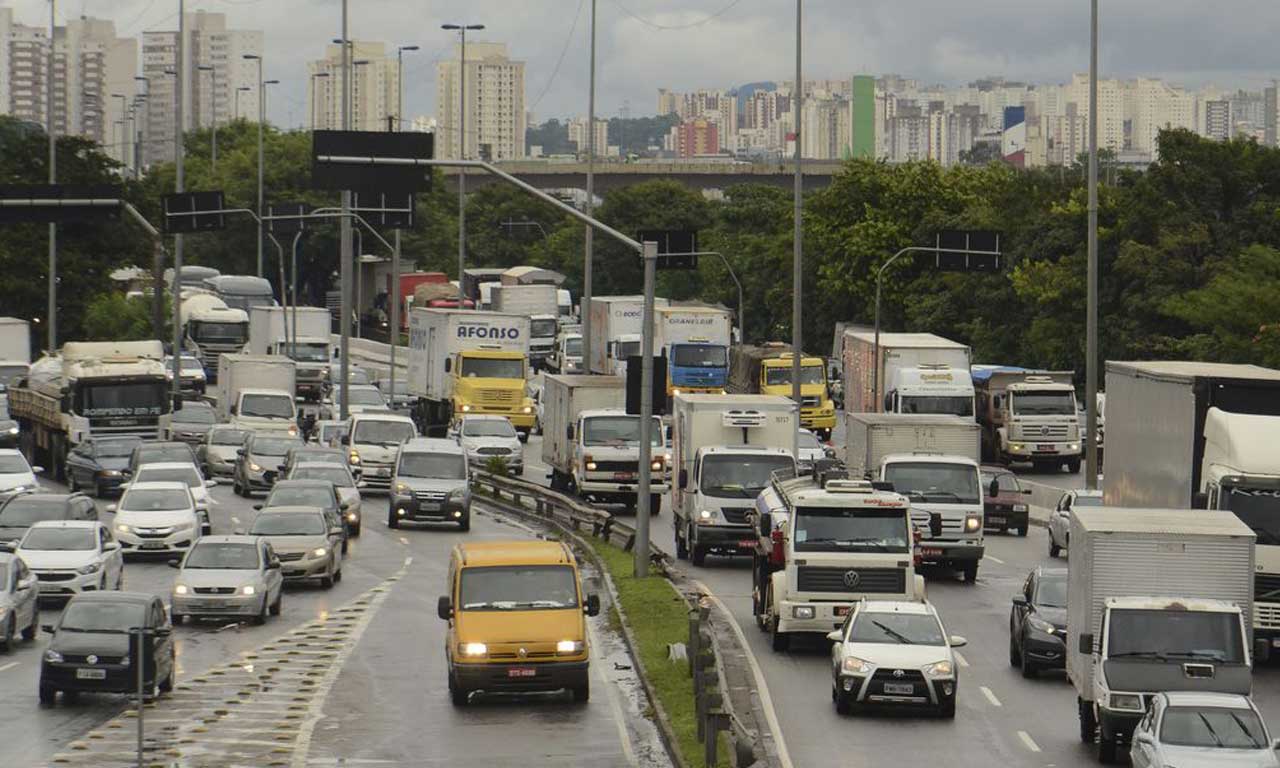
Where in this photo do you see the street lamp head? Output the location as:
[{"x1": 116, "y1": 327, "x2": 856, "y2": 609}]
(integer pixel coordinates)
[
  {"x1": 353, "y1": 60, "x2": 370, "y2": 66},
  {"x1": 264, "y1": 80, "x2": 280, "y2": 86},
  {"x1": 441, "y1": 24, "x2": 461, "y2": 30},
  {"x1": 134, "y1": 76, "x2": 148, "y2": 82},
  {"x1": 399, "y1": 45, "x2": 420, "y2": 52},
  {"x1": 243, "y1": 54, "x2": 261, "y2": 61},
  {"x1": 198, "y1": 65, "x2": 214, "y2": 71},
  {"x1": 238, "y1": 86, "x2": 251, "y2": 92}
]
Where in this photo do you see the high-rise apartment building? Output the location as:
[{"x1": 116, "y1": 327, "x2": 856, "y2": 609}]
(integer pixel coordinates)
[
  {"x1": 1265, "y1": 84, "x2": 1278, "y2": 147},
  {"x1": 436, "y1": 41, "x2": 525, "y2": 160},
  {"x1": 308, "y1": 42, "x2": 400, "y2": 131},
  {"x1": 1066, "y1": 73, "x2": 1124, "y2": 152},
  {"x1": 568, "y1": 116, "x2": 608, "y2": 156},
  {"x1": 670, "y1": 118, "x2": 719, "y2": 158},
  {"x1": 1128, "y1": 78, "x2": 1194, "y2": 158},
  {"x1": 1204, "y1": 100, "x2": 1231, "y2": 141}
]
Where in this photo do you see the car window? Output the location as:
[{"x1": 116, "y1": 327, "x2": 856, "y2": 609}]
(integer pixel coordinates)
[
  {"x1": 848, "y1": 611, "x2": 946, "y2": 646},
  {"x1": 184, "y1": 542, "x2": 259, "y2": 569},
  {"x1": 22, "y1": 527, "x2": 96, "y2": 551},
  {"x1": 210, "y1": 428, "x2": 248, "y2": 446},
  {"x1": 135, "y1": 467, "x2": 202, "y2": 488},
  {"x1": 249, "y1": 513, "x2": 325, "y2": 536},
  {"x1": 0, "y1": 498, "x2": 71, "y2": 526},
  {"x1": 60, "y1": 600, "x2": 146, "y2": 632},
  {"x1": 121, "y1": 488, "x2": 191, "y2": 511},
  {"x1": 267, "y1": 486, "x2": 334, "y2": 508},
  {"x1": 0, "y1": 454, "x2": 32, "y2": 473}
]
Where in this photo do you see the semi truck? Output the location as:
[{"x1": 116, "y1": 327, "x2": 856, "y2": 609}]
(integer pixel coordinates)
[
  {"x1": 0, "y1": 317, "x2": 32, "y2": 390},
  {"x1": 215, "y1": 354, "x2": 298, "y2": 437},
  {"x1": 749, "y1": 472, "x2": 925, "y2": 651},
  {"x1": 541, "y1": 374, "x2": 667, "y2": 512},
  {"x1": 972, "y1": 366, "x2": 1082, "y2": 472},
  {"x1": 491, "y1": 284, "x2": 560, "y2": 369},
  {"x1": 8, "y1": 341, "x2": 172, "y2": 480},
  {"x1": 461, "y1": 268, "x2": 505, "y2": 303},
  {"x1": 587, "y1": 296, "x2": 663, "y2": 376},
  {"x1": 670, "y1": 394, "x2": 797, "y2": 566},
  {"x1": 247, "y1": 306, "x2": 332, "y2": 400},
  {"x1": 202, "y1": 275, "x2": 276, "y2": 313},
  {"x1": 1067, "y1": 506, "x2": 1254, "y2": 763},
  {"x1": 654, "y1": 305, "x2": 732, "y2": 396},
  {"x1": 406, "y1": 308, "x2": 535, "y2": 438},
  {"x1": 839, "y1": 330, "x2": 973, "y2": 417},
  {"x1": 179, "y1": 294, "x2": 249, "y2": 379},
  {"x1": 844, "y1": 413, "x2": 985, "y2": 582},
  {"x1": 386, "y1": 272, "x2": 449, "y2": 330},
  {"x1": 1103, "y1": 360, "x2": 1280, "y2": 656},
  {"x1": 727, "y1": 342, "x2": 837, "y2": 439}
]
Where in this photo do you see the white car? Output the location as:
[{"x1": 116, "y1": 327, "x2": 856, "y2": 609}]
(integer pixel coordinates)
[
  {"x1": 16, "y1": 520, "x2": 124, "y2": 597},
  {"x1": 321, "y1": 384, "x2": 388, "y2": 420},
  {"x1": 827, "y1": 600, "x2": 967, "y2": 718},
  {"x1": 170, "y1": 535, "x2": 284, "y2": 625},
  {"x1": 130, "y1": 462, "x2": 217, "y2": 535},
  {"x1": 454, "y1": 415, "x2": 524, "y2": 474},
  {"x1": 1048, "y1": 488, "x2": 1103, "y2": 557},
  {"x1": 1130, "y1": 691, "x2": 1280, "y2": 768},
  {"x1": 0, "y1": 449, "x2": 42, "y2": 502},
  {"x1": 345, "y1": 413, "x2": 417, "y2": 492},
  {"x1": 107, "y1": 481, "x2": 202, "y2": 556}
]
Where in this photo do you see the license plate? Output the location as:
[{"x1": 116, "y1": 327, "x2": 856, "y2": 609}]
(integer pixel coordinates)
[
  {"x1": 76, "y1": 668, "x2": 107, "y2": 680},
  {"x1": 921, "y1": 546, "x2": 943, "y2": 557},
  {"x1": 1272, "y1": 639, "x2": 1280, "y2": 649},
  {"x1": 507, "y1": 667, "x2": 536, "y2": 678},
  {"x1": 883, "y1": 682, "x2": 913, "y2": 695},
  {"x1": 835, "y1": 606, "x2": 850, "y2": 617},
  {"x1": 1035, "y1": 444, "x2": 1055, "y2": 452},
  {"x1": 738, "y1": 540, "x2": 756, "y2": 549},
  {"x1": 419, "y1": 502, "x2": 440, "y2": 512},
  {"x1": 613, "y1": 472, "x2": 634, "y2": 481},
  {"x1": 140, "y1": 541, "x2": 167, "y2": 549},
  {"x1": 987, "y1": 515, "x2": 1005, "y2": 524},
  {"x1": 201, "y1": 600, "x2": 227, "y2": 609}
]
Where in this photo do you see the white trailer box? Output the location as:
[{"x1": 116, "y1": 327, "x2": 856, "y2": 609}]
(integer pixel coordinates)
[
  {"x1": 216, "y1": 354, "x2": 297, "y2": 422},
  {"x1": 840, "y1": 330, "x2": 971, "y2": 413},
  {"x1": 541, "y1": 374, "x2": 626, "y2": 473},
  {"x1": 652, "y1": 305, "x2": 733, "y2": 355},
  {"x1": 406, "y1": 308, "x2": 530, "y2": 401},
  {"x1": 247, "y1": 306, "x2": 331, "y2": 356},
  {"x1": 587, "y1": 296, "x2": 645, "y2": 375},
  {"x1": 491, "y1": 284, "x2": 559, "y2": 318},
  {"x1": 843, "y1": 413, "x2": 981, "y2": 477},
  {"x1": 0, "y1": 317, "x2": 32, "y2": 364}
]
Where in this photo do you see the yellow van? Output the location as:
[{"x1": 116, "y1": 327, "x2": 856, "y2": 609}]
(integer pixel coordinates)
[{"x1": 437, "y1": 540, "x2": 600, "y2": 705}]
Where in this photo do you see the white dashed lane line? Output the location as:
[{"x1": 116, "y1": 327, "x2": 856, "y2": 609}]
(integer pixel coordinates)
[
  {"x1": 0, "y1": 661, "x2": 19, "y2": 674},
  {"x1": 953, "y1": 651, "x2": 969, "y2": 668},
  {"x1": 979, "y1": 686, "x2": 1002, "y2": 707},
  {"x1": 984, "y1": 554, "x2": 1006, "y2": 565},
  {"x1": 1017, "y1": 731, "x2": 1042, "y2": 752}
]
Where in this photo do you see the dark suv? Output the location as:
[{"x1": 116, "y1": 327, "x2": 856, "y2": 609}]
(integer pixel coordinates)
[
  {"x1": 980, "y1": 465, "x2": 1032, "y2": 536},
  {"x1": 65, "y1": 436, "x2": 142, "y2": 497}
]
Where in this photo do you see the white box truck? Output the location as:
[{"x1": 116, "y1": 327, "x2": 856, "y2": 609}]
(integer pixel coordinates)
[
  {"x1": 0, "y1": 317, "x2": 32, "y2": 390},
  {"x1": 671, "y1": 394, "x2": 797, "y2": 566},
  {"x1": 406, "y1": 308, "x2": 534, "y2": 437},
  {"x1": 491, "y1": 284, "x2": 560, "y2": 368},
  {"x1": 840, "y1": 330, "x2": 972, "y2": 416},
  {"x1": 653, "y1": 305, "x2": 733, "y2": 396},
  {"x1": 216, "y1": 354, "x2": 298, "y2": 437},
  {"x1": 248, "y1": 306, "x2": 332, "y2": 400},
  {"x1": 1068, "y1": 506, "x2": 1255, "y2": 763},
  {"x1": 541, "y1": 374, "x2": 668, "y2": 511},
  {"x1": 586, "y1": 295, "x2": 669, "y2": 376}
]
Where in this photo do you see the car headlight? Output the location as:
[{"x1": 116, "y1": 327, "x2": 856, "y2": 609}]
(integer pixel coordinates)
[
  {"x1": 248, "y1": 462, "x2": 263, "y2": 472},
  {"x1": 841, "y1": 656, "x2": 871, "y2": 675},
  {"x1": 241, "y1": 585, "x2": 256, "y2": 596},
  {"x1": 1012, "y1": 503, "x2": 1028, "y2": 512},
  {"x1": 923, "y1": 660, "x2": 955, "y2": 678},
  {"x1": 461, "y1": 642, "x2": 487, "y2": 657},
  {"x1": 100, "y1": 469, "x2": 122, "y2": 477},
  {"x1": 698, "y1": 509, "x2": 715, "y2": 521},
  {"x1": 792, "y1": 605, "x2": 815, "y2": 619},
  {"x1": 287, "y1": 425, "x2": 298, "y2": 436},
  {"x1": 6, "y1": 426, "x2": 16, "y2": 435},
  {"x1": 174, "y1": 584, "x2": 189, "y2": 595},
  {"x1": 45, "y1": 649, "x2": 64, "y2": 663},
  {"x1": 395, "y1": 482, "x2": 411, "y2": 494},
  {"x1": 1109, "y1": 693, "x2": 1143, "y2": 712},
  {"x1": 522, "y1": 406, "x2": 533, "y2": 414},
  {"x1": 672, "y1": 388, "x2": 682, "y2": 396},
  {"x1": 585, "y1": 461, "x2": 597, "y2": 471},
  {"x1": 346, "y1": 512, "x2": 358, "y2": 522},
  {"x1": 349, "y1": 452, "x2": 361, "y2": 465},
  {"x1": 1028, "y1": 616, "x2": 1057, "y2": 635},
  {"x1": 460, "y1": 404, "x2": 472, "y2": 413},
  {"x1": 1010, "y1": 443, "x2": 1024, "y2": 451},
  {"x1": 76, "y1": 562, "x2": 102, "y2": 575},
  {"x1": 964, "y1": 515, "x2": 981, "y2": 532},
  {"x1": 1069, "y1": 443, "x2": 1080, "y2": 451},
  {"x1": 556, "y1": 639, "x2": 584, "y2": 654},
  {"x1": 313, "y1": 547, "x2": 328, "y2": 557},
  {"x1": 116, "y1": 523, "x2": 131, "y2": 534}
]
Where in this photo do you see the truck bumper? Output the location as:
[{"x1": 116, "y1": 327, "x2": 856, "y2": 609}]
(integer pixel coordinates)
[
  {"x1": 917, "y1": 542, "x2": 984, "y2": 567},
  {"x1": 777, "y1": 599, "x2": 855, "y2": 633},
  {"x1": 1098, "y1": 707, "x2": 1143, "y2": 742},
  {"x1": 1004, "y1": 441, "x2": 1081, "y2": 459},
  {"x1": 691, "y1": 523, "x2": 757, "y2": 554},
  {"x1": 800, "y1": 409, "x2": 836, "y2": 431},
  {"x1": 669, "y1": 386, "x2": 725, "y2": 396}
]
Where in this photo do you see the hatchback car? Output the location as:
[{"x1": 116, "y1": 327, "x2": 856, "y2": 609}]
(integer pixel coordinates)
[
  {"x1": 17, "y1": 520, "x2": 124, "y2": 597},
  {"x1": 0, "y1": 448, "x2": 42, "y2": 502},
  {"x1": 129, "y1": 462, "x2": 216, "y2": 535},
  {"x1": 454, "y1": 415, "x2": 524, "y2": 474},
  {"x1": 0, "y1": 551, "x2": 40, "y2": 650},
  {"x1": 124, "y1": 442, "x2": 199, "y2": 480},
  {"x1": 827, "y1": 600, "x2": 966, "y2": 718},
  {"x1": 980, "y1": 465, "x2": 1033, "y2": 536},
  {"x1": 166, "y1": 400, "x2": 217, "y2": 444},
  {"x1": 285, "y1": 462, "x2": 362, "y2": 535},
  {"x1": 390, "y1": 438, "x2": 471, "y2": 530},
  {"x1": 320, "y1": 384, "x2": 388, "y2": 420},
  {"x1": 38, "y1": 591, "x2": 175, "y2": 705},
  {"x1": 258, "y1": 480, "x2": 350, "y2": 549},
  {"x1": 0, "y1": 493, "x2": 97, "y2": 543},
  {"x1": 1009, "y1": 567, "x2": 1067, "y2": 677},
  {"x1": 165, "y1": 354, "x2": 208, "y2": 395},
  {"x1": 169, "y1": 535, "x2": 283, "y2": 625},
  {"x1": 1130, "y1": 692, "x2": 1280, "y2": 768},
  {"x1": 108, "y1": 481, "x2": 201, "y2": 556},
  {"x1": 65, "y1": 436, "x2": 141, "y2": 496},
  {"x1": 247, "y1": 508, "x2": 342, "y2": 588},
  {"x1": 198, "y1": 426, "x2": 249, "y2": 479},
  {"x1": 233, "y1": 433, "x2": 304, "y2": 496},
  {"x1": 1048, "y1": 488, "x2": 1103, "y2": 557}
]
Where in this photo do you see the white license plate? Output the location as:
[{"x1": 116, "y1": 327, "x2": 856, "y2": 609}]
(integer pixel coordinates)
[
  {"x1": 507, "y1": 667, "x2": 536, "y2": 678},
  {"x1": 419, "y1": 502, "x2": 440, "y2": 512},
  {"x1": 882, "y1": 682, "x2": 913, "y2": 695},
  {"x1": 921, "y1": 547, "x2": 943, "y2": 557},
  {"x1": 76, "y1": 668, "x2": 107, "y2": 680},
  {"x1": 987, "y1": 515, "x2": 1005, "y2": 524},
  {"x1": 201, "y1": 600, "x2": 227, "y2": 609},
  {"x1": 140, "y1": 541, "x2": 168, "y2": 549},
  {"x1": 1036, "y1": 444, "x2": 1055, "y2": 452}
]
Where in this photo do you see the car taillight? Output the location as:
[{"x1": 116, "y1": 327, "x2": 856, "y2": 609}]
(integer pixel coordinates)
[{"x1": 769, "y1": 528, "x2": 785, "y2": 566}]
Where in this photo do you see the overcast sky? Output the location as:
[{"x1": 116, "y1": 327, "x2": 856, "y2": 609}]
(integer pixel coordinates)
[{"x1": 11, "y1": 0, "x2": 1280, "y2": 128}]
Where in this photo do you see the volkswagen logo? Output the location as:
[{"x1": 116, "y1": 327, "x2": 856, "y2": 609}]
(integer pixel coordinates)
[
  {"x1": 892, "y1": 669, "x2": 905, "y2": 678},
  {"x1": 842, "y1": 570, "x2": 861, "y2": 589},
  {"x1": 517, "y1": 647, "x2": 528, "y2": 659},
  {"x1": 86, "y1": 655, "x2": 98, "y2": 665},
  {"x1": 1040, "y1": 425, "x2": 1051, "y2": 437}
]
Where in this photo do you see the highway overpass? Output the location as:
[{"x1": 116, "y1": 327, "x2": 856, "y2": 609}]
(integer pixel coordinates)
[{"x1": 438, "y1": 159, "x2": 846, "y2": 193}]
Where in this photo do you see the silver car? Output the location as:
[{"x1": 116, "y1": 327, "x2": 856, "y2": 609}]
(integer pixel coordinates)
[
  {"x1": 0, "y1": 551, "x2": 39, "y2": 650},
  {"x1": 198, "y1": 426, "x2": 249, "y2": 479},
  {"x1": 454, "y1": 415, "x2": 524, "y2": 474},
  {"x1": 247, "y1": 508, "x2": 342, "y2": 588},
  {"x1": 1048, "y1": 488, "x2": 1102, "y2": 557},
  {"x1": 169, "y1": 535, "x2": 284, "y2": 625},
  {"x1": 1130, "y1": 691, "x2": 1280, "y2": 768}
]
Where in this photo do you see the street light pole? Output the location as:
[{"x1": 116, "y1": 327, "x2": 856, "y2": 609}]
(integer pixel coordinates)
[
  {"x1": 582, "y1": 0, "x2": 597, "y2": 370},
  {"x1": 1085, "y1": 0, "x2": 1100, "y2": 490},
  {"x1": 790, "y1": 0, "x2": 803, "y2": 463},
  {"x1": 339, "y1": 1, "x2": 353, "y2": 420},
  {"x1": 396, "y1": 44, "x2": 419, "y2": 131},
  {"x1": 442, "y1": 23, "x2": 485, "y2": 303},
  {"x1": 47, "y1": 0, "x2": 57, "y2": 353},
  {"x1": 244, "y1": 53, "x2": 264, "y2": 277},
  {"x1": 390, "y1": 45, "x2": 417, "y2": 405},
  {"x1": 173, "y1": 0, "x2": 186, "y2": 401},
  {"x1": 198, "y1": 64, "x2": 217, "y2": 171}
]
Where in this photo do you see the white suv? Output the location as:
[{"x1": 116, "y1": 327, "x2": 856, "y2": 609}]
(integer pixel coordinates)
[
  {"x1": 344, "y1": 413, "x2": 417, "y2": 492},
  {"x1": 17, "y1": 520, "x2": 124, "y2": 597},
  {"x1": 108, "y1": 481, "x2": 202, "y2": 556}
]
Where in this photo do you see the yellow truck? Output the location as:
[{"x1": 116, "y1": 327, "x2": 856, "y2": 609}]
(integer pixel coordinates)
[
  {"x1": 728, "y1": 343, "x2": 836, "y2": 438},
  {"x1": 406, "y1": 308, "x2": 537, "y2": 438}
]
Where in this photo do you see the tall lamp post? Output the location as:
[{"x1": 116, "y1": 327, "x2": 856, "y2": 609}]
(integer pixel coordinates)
[
  {"x1": 170, "y1": 0, "x2": 186, "y2": 395},
  {"x1": 112, "y1": 93, "x2": 129, "y2": 173},
  {"x1": 197, "y1": 64, "x2": 218, "y2": 171},
  {"x1": 244, "y1": 53, "x2": 265, "y2": 277},
  {"x1": 310, "y1": 72, "x2": 330, "y2": 130},
  {"x1": 388, "y1": 44, "x2": 418, "y2": 407},
  {"x1": 1085, "y1": 0, "x2": 1100, "y2": 489},
  {"x1": 790, "y1": 0, "x2": 803, "y2": 462},
  {"x1": 395, "y1": 44, "x2": 419, "y2": 131},
  {"x1": 46, "y1": 0, "x2": 57, "y2": 352},
  {"x1": 441, "y1": 22, "x2": 485, "y2": 303},
  {"x1": 582, "y1": 0, "x2": 597, "y2": 371}
]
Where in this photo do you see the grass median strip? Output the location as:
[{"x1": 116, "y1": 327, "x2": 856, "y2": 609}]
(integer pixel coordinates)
[{"x1": 587, "y1": 538, "x2": 729, "y2": 768}]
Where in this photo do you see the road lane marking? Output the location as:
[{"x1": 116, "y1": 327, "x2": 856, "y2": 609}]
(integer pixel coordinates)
[
  {"x1": 984, "y1": 555, "x2": 1005, "y2": 565},
  {"x1": 587, "y1": 618, "x2": 637, "y2": 766},
  {"x1": 1017, "y1": 731, "x2": 1041, "y2": 752},
  {"x1": 398, "y1": 536, "x2": 409, "y2": 545},
  {"x1": 693, "y1": 579, "x2": 795, "y2": 768},
  {"x1": 953, "y1": 651, "x2": 969, "y2": 668},
  {"x1": 0, "y1": 661, "x2": 18, "y2": 674},
  {"x1": 979, "y1": 686, "x2": 1002, "y2": 707}
]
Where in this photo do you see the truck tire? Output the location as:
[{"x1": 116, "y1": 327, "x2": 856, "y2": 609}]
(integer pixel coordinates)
[
  {"x1": 648, "y1": 494, "x2": 661, "y2": 517},
  {"x1": 674, "y1": 526, "x2": 688, "y2": 560},
  {"x1": 962, "y1": 562, "x2": 978, "y2": 583},
  {"x1": 1078, "y1": 697, "x2": 1097, "y2": 744},
  {"x1": 1067, "y1": 458, "x2": 1082, "y2": 474},
  {"x1": 769, "y1": 592, "x2": 789, "y2": 652}
]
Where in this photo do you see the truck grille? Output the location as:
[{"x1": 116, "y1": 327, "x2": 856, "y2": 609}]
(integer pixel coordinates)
[
  {"x1": 796, "y1": 567, "x2": 905, "y2": 594},
  {"x1": 1020, "y1": 423, "x2": 1070, "y2": 439},
  {"x1": 479, "y1": 389, "x2": 515, "y2": 403},
  {"x1": 801, "y1": 396, "x2": 820, "y2": 407},
  {"x1": 1256, "y1": 573, "x2": 1280, "y2": 601},
  {"x1": 721, "y1": 507, "x2": 751, "y2": 525}
]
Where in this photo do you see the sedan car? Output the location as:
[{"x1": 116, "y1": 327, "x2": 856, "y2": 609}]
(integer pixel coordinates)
[
  {"x1": 169, "y1": 535, "x2": 283, "y2": 625},
  {"x1": 796, "y1": 429, "x2": 834, "y2": 473},
  {"x1": 258, "y1": 480, "x2": 350, "y2": 550},
  {"x1": 1048, "y1": 488, "x2": 1103, "y2": 557},
  {"x1": 165, "y1": 354, "x2": 208, "y2": 395},
  {"x1": 827, "y1": 600, "x2": 966, "y2": 718},
  {"x1": 319, "y1": 384, "x2": 388, "y2": 420},
  {"x1": 107, "y1": 481, "x2": 201, "y2": 557},
  {"x1": 129, "y1": 462, "x2": 216, "y2": 535},
  {"x1": 65, "y1": 436, "x2": 140, "y2": 497},
  {"x1": 38, "y1": 591, "x2": 175, "y2": 705},
  {"x1": 279, "y1": 445, "x2": 350, "y2": 477},
  {"x1": 0, "y1": 448, "x2": 42, "y2": 502},
  {"x1": 0, "y1": 551, "x2": 40, "y2": 650},
  {"x1": 247, "y1": 507, "x2": 342, "y2": 588},
  {"x1": 165, "y1": 400, "x2": 217, "y2": 445},
  {"x1": 285, "y1": 462, "x2": 362, "y2": 535},
  {"x1": 1009, "y1": 567, "x2": 1067, "y2": 677},
  {"x1": 454, "y1": 415, "x2": 524, "y2": 474},
  {"x1": 197, "y1": 426, "x2": 249, "y2": 479},
  {"x1": 233, "y1": 433, "x2": 304, "y2": 496},
  {"x1": 125, "y1": 441, "x2": 199, "y2": 480},
  {"x1": 17, "y1": 520, "x2": 124, "y2": 597},
  {"x1": 0, "y1": 493, "x2": 98, "y2": 544},
  {"x1": 980, "y1": 465, "x2": 1033, "y2": 536},
  {"x1": 1130, "y1": 692, "x2": 1280, "y2": 768}
]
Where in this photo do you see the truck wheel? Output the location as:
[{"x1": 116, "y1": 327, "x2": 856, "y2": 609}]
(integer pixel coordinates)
[
  {"x1": 689, "y1": 526, "x2": 706, "y2": 566},
  {"x1": 769, "y1": 613, "x2": 789, "y2": 652},
  {"x1": 1067, "y1": 458, "x2": 1082, "y2": 474},
  {"x1": 648, "y1": 494, "x2": 661, "y2": 517},
  {"x1": 1097, "y1": 732, "x2": 1118, "y2": 764},
  {"x1": 674, "y1": 527, "x2": 688, "y2": 560},
  {"x1": 1049, "y1": 538, "x2": 1061, "y2": 558},
  {"x1": 962, "y1": 563, "x2": 978, "y2": 583},
  {"x1": 1078, "y1": 697, "x2": 1097, "y2": 744}
]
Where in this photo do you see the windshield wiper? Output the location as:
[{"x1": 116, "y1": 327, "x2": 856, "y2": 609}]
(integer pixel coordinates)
[
  {"x1": 513, "y1": 600, "x2": 574, "y2": 609},
  {"x1": 462, "y1": 600, "x2": 518, "y2": 610},
  {"x1": 1228, "y1": 712, "x2": 1262, "y2": 748},
  {"x1": 871, "y1": 620, "x2": 914, "y2": 645},
  {"x1": 1109, "y1": 650, "x2": 1168, "y2": 659},
  {"x1": 1198, "y1": 712, "x2": 1225, "y2": 747}
]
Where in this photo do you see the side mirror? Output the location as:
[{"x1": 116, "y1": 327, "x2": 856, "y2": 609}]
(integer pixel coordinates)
[
  {"x1": 566, "y1": 424, "x2": 575, "y2": 440},
  {"x1": 444, "y1": 358, "x2": 452, "y2": 373},
  {"x1": 205, "y1": 479, "x2": 217, "y2": 488},
  {"x1": 825, "y1": 630, "x2": 842, "y2": 643},
  {"x1": 233, "y1": 528, "x2": 246, "y2": 536},
  {"x1": 103, "y1": 541, "x2": 120, "y2": 551},
  {"x1": 32, "y1": 466, "x2": 44, "y2": 475},
  {"x1": 585, "y1": 593, "x2": 600, "y2": 617},
  {"x1": 230, "y1": 405, "x2": 237, "y2": 415},
  {"x1": 1023, "y1": 488, "x2": 1033, "y2": 495},
  {"x1": 1271, "y1": 738, "x2": 1280, "y2": 750},
  {"x1": 1012, "y1": 595, "x2": 1027, "y2": 607},
  {"x1": 929, "y1": 513, "x2": 943, "y2": 538},
  {"x1": 277, "y1": 464, "x2": 287, "y2": 473},
  {"x1": 237, "y1": 448, "x2": 246, "y2": 456},
  {"x1": 1192, "y1": 491, "x2": 1209, "y2": 510},
  {"x1": 949, "y1": 635, "x2": 968, "y2": 648},
  {"x1": 252, "y1": 504, "x2": 262, "y2": 511},
  {"x1": 988, "y1": 479, "x2": 1000, "y2": 497},
  {"x1": 167, "y1": 559, "x2": 181, "y2": 569},
  {"x1": 437, "y1": 595, "x2": 453, "y2": 620},
  {"x1": 1135, "y1": 732, "x2": 1154, "y2": 746},
  {"x1": 340, "y1": 435, "x2": 350, "y2": 445},
  {"x1": 678, "y1": 468, "x2": 688, "y2": 490},
  {"x1": 106, "y1": 503, "x2": 118, "y2": 513},
  {"x1": 329, "y1": 527, "x2": 343, "y2": 537},
  {"x1": 42, "y1": 624, "x2": 55, "y2": 634},
  {"x1": 172, "y1": 394, "x2": 184, "y2": 412},
  {"x1": 758, "y1": 511, "x2": 772, "y2": 537},
  {"x1": 357, "y1": 480, "x2": 369, "y2": 489},
  {"x1": 1078, "y1": 633, "x2": 1094, "y2": 654}
]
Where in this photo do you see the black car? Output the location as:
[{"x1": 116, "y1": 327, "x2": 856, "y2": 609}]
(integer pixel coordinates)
[
  {"x1": 233, "y1": 433, "x2": 304, "y2": 496},
  {"x1": 1009, "y1": 567, "x2": 1068, "y2": 677},
  {"x1": 0, "y1": 493, "x2": 98, "y2": 543},
  {"x1": 125, "y1": 441, "x2": 199, "y2": 480},
  {"x1": 256, "y1": 479, "x2": 349, "y2": 554},
  {"x1": 166, "y1": 401, "x2": 217, "y2": 445},
  {"x1": 65, "y1": 436, "x2": 142, "y2": 497},
  {"x1": 980, "y1": 465, "x2": 1033, "y2": 536},
  {"x1": 39, "y1": 591, "x2": 176, "y2": 705}
]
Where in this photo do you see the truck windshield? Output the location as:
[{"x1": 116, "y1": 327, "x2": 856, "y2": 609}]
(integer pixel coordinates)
[
  {"x1": 582, "y1": 416, "x2": 662, "y2": 446},
  {"x1": 794, "y1": 508, "x2": 910, "y2": 553},
  {"x1": 700, "y1": 455, "x2": 795, "y2": 498},
  {"x1": 460, "y1": 357, "x2": 524, "y2": 379},
  {"x1": 1160, "y1": 706, "x2": 1267, "y2": 749},
  {"x1": 398, "y1": 452, "x2": 466, "y2": 479},
  {"x1": 672, "y1": 344, "x2": 727, "y2": 368},
  {"x1": 882, "y1": 462, "x2": 980, "y2": 505},
  {"x1": 192, "y1": 321, "x2": 248, "y2": 343},
  {"x1": 1219, "y1": 486, "x2": 1280, "y2": 546},
  {"x1": 900, "y1": 395, "x2": 975, "y2": 417},
  {"x1": 240, "y1": 394, "x2": 295, "y2": 419},
  {"x1": 79, "y1": 382, "x2": 167, "y2": 418},
  {"x1": 288, "y1": 343, "x2": 329, "y2": 363},
  {"x1": 460, "y1": 565, "x2": 578, "y2": 610},
  {"x1": 1107, "y1": 609, "x2": 1244, "y2": 663},
  {"x1": 764, "y1": 365, "x2": 825, "y2": 386},
  {"x1": 530, "y1": 319, "x2": 558, "y2": 337},
  {"x1": 1011, "y1": 392, "x2": 1076, "y2": 415},
  {"x1": 564, "y1": 337, "x2": 583, "y2": 357}
]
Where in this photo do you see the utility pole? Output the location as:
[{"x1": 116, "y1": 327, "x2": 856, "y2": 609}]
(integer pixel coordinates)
[
  {"x1": 46, "y1": 0, "x2": 56, "y2": 353},
  {"x1": 1085, "y1": 0, "x2": 1099, "y2": 490},
  {"x1": 172, "y1": 0, "x2": 185, "y2": 401},
  {"x1": 635, "y1": 240, "x2": 657, "y2": 579},
  {"x1": 581, "y1": 0, "x2": 597, "y2": 369},
  {"x1": 790, "y1": 0, "x2": 803, "y2": 463},
  {"x1": 442, "y1": 23, "x2": 485, "y2": 303},
  {"x1": 390, "y1": 44, "x2": 418, "y2": 405},
  {"x1": 244, "y1": 53, "x2": 265, "y2": 277},
  {"x1": 339, "y1": 2, "x2": 352, "y2": 420}
]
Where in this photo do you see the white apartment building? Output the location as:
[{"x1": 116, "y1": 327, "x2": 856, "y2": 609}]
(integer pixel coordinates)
[
  {"x1": 889, "y1": 114, "x2": 928, "y2": 162},
  {"x1": 1066, "y1": 73, "x2": 1124, "y2": 152},
  {"x1": 568, "y1": 116, "x2": 608, "y2": 156},
  {"x1": 436, "y1": 41, "x2": 525, "y2": 160},
  {"x1": 1128, "y1": 78, "x2": 1194, "y2": 158},
  {"x1": 1204, "y1": 99, "x2": 1231, "y2": 141},
  {"x1": 307, "y1": 41, "x2": 400, "y2": 132}
]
